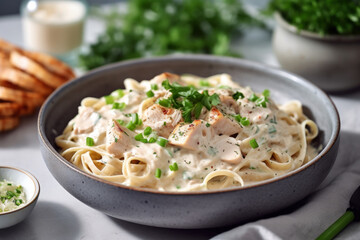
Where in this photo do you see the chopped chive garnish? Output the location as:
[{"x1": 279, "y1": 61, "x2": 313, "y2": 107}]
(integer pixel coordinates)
[
  {"x1": 157, "y1": 99, "x2": 171, "y2": 108},
  {"x1": 135, "y1": 133, "x2": 143, "y2": 141},
  {"x1": 148, "y1": 137, "x2": 157, "y2": 143},
  {"x1": 156, "y1": 137, "x2": 168, "y2": 147},
  {"x1": 112, "y1": 89, "x2": 125, "y2": 98},
  {"x1": 116, "y1": 119, "x2": 125, "y2": 125},
  {"x1": 268, "y1": 125, "x2": 277, "y2": 134},
  {"x1": 151, "y1": 84, "x2": 158, "y2": 90},
  {"x1": 249, "y1": 93, "x2": 259, "y2": 102},
  {"x1": 169, "y1": 162, "x2": 179, "y2": 171},
  {"x1": 240, "y1": 117, "x2": 250, "y2": 126},
  {"x1": 139, "y1": 138, "x2": 148, "y2": 143},
  {"x1": 250, "y1": 139, "x2": 259, "y2": 149},
  {"x1": 131, "y1": 113, "x2": 139, "y2": 125},
  {"x1": 146, "y1": 90, "x2": 155, "y2": 98},
  {"x1": 7, "y1": 183, "x2": 11, "y2": 186},
  {"x1": 104, "y1": 95, "x2": 114, "y2": 104},
  {"x1": 143, "y1": 126, "x2": 152, "y2": 136},
  {"x1": 86, "y1": 137, "x2": 94, "y2": 146},
  {"x1": 232, "y1": 91, "x2": 244, "y2": 100},
  {"x1": 199, "y1": 80, "x2": 210, "y2": 87},
  {"x1": 206, "y1": 122, "x2": 211, "y2": 127},
  {"x1": 112, "y1": 102, "x2": 126, "y2": 110},
  {"x1": 126, "y1": 122, "x2": 136, "y2": 131},
  {"x1": 15, "y1": 199, "x2": 23, "y2": 206},
  {"x1": 155, "y1": 168, "x2": 162, "y2": 178}
]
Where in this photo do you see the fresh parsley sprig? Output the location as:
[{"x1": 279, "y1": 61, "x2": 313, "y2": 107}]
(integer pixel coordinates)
[{"x1": 159, "y1": 80, "x2": 221, "y2": 123}]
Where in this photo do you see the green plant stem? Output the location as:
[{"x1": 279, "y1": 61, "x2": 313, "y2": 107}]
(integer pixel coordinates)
[{"x1": 316, "y1": 211, "x2": 355, "y2": 240}]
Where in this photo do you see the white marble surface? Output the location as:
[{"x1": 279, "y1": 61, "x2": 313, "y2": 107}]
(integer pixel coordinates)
[{"x1": 0, "y1": 10, "x2": 360, "y2": 240}]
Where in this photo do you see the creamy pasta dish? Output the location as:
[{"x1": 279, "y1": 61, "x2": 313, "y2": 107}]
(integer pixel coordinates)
[{"x1": 56, "y1": 73, "x2": 319, "y2": 191}]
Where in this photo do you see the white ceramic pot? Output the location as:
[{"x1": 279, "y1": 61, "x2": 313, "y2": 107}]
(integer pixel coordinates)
[{"x1": 273, "y1": 13, "x2": 360, "y2": 92}]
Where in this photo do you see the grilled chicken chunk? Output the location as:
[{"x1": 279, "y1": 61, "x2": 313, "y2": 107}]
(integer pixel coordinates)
[
  {"x1": 206, "y1": 107, "x2": 242, "y2": 136},
  {"x1": 106, "y1": 120, "x2": 133, "y2": 158},
  {"x1": 142, "y1": 104, "x2": 182, "y2": 138}
]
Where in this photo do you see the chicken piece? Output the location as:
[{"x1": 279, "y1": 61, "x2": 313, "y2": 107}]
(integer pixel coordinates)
[
  {"x1": 142, "y1": 104, "x2": 182, "y2": 138},
  {"x1": 169, "y1": 120, "x2": 243, "y2": 164},
  {"x1": 73, "y1": 106, "x2": 100, "y2": 134},
  {"x1": 218, "y1": 95, "x2": 240, "y2": 115},
  {"x1": 168, "y1": 120, "x2": 212, "y2": 151},
  {"x1": 151, "y1": 72, "x2": 184, "y2": 85},
  {"x1": 206, "y1": 107, "x2": 242, "y2": 136},
  {"x1": 106, "y1": 120, "x2": 133, "y2": 158}
]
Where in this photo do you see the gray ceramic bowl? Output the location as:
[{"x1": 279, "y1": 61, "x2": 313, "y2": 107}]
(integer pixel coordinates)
[
  {"x1": 38, "y1": 55, "x2": 340, "y2": 229},
  {"x1": 0, "y1": 166, "x2": 40, "y2": 229}
]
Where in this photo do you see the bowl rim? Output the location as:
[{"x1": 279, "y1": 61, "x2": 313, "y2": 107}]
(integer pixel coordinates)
[
  {"x1": 0, "y1": 166, "x2": 40, "y2": 215},
  {"x1": 38, "y1": 54, "x2": 340, "y2": 195},
  {"x1": 275, "y1": 12, "x2": 360, "y2": 42}
]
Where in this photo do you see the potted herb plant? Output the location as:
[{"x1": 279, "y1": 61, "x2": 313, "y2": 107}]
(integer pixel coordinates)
[{"x1": 266, "y1": 0, "x2": 360, "y2": 92}]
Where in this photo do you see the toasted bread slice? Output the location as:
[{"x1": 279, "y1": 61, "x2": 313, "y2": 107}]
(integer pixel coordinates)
[
  {"x1": 0, "y1": 116, "x2": 20, "y2": 132},
  {"x1": 0, "y1": 102, "x2": 21, "y2": 117},
  {"x1": 0, "y1": 67, "x2": 53, "y2": 96},
  {"x1": 24, "y1": 51, "x2": 75, "y2": 80},
  {"x1": 10, "y1": 51, "x2": 66, "y2": 89},
  {"x1": 0, "y1": 85, "x2": 45, "y2": 107},
  {"x1": 0, "y1": 38, "x2": 21, "y2": 56}
]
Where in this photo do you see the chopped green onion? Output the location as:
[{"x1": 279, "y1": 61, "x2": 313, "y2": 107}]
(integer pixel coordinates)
[
  {"x1": 232, "y1": 91, "x2": 244, "y2": 100},
  {"x1": 146, "y1": 90, "x2": 155, "y2": 98},
  {"x1": 139, "y1": 138, "x2": 148, "y2": 143},
  {"x1": 169, "y1": 162, "x2": 179, "y2": 171},
  {"x1": 112, "y1": 102, "x2": 126, "y2": 110},
  {"x1": 155, "y1": 168, "x2": 162, "y2": 178},
  {"x1": 126, "y1": 122, "x2": 136, "y2": 131},
  {"x1": 86, "y1": 137, "x2": 94, "y2": 146},
  {"x1": 135, "y1": 133, "x2": 144, "y2": 141},
  {"x1": 206, "y1": 122, "x2": 211, "y2": 127},
  {"x1": 158, "y1": 99, "x2": 171, "y2": 108},
  {"x1": 116, "y1": 119, "x2": 125, "y2": 125},
  {"x1": 240, "y1": 117, "x2": 250, "y2": 126},
  {"x1": 199, "y1": 80, "x2": 210, "y2": 87},
  {"x1": 6, "y1": 191, "x2": 15, "y2": 198},
  {"x1": 157, "y1": 137, "x2": 168, "y2": 147},
  {"x1": 112, "y1": 89, "x2": 125, "y2": 98},
  {"x1": 250, "y1": 139, "x2": 259, "y2": 149},
  {"x1": 263, "y1": 89, "x2": 270, "y2": 98},
  {"x1": 148, "y1": 137, "x2": 157, "y2": 143},
  {"x1": 249, "y1": 93, "x2": 259, "y2": 102},
  {"x1": 15, "y1": 199, "x2": 23, "y2": 206},
  {"x1": 104, "y1": 95, "x2": 114, "y2": 104},
  {"x1": 131, "y1": 113, "x2": 140, "y2": 125},
  {"x1": 143, "y1": 126, "x2": 152, "y2": 136},
  {"x1": 151, "y1": 84, "x2": 158, "y2": 90}
]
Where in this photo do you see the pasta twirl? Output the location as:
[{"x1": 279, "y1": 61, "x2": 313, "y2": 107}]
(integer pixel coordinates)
[{"x1": 56, "y1": 73, "x2": 319, "y2": 191}]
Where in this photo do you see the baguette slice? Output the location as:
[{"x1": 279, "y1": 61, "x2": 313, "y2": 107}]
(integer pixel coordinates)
[
  {"x1": 10, "y1": 51, "x2": 66, "y2": 89},
  {"x1": 0, "y1": 86, "x2": 45, "y2": 107},
  {"x1": 0, "y1": 67, "x2": 53, "y2": 96},
  {"x1": 0, "y1": 102, "x2": 21, "y2": 117}
]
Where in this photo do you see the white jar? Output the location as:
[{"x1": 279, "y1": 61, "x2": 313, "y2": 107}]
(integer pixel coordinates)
[
  {"x1": 273, "y1": 13, "x2": 360, "y2": 92},
  {"x1": 21, "y1": 0, "x2": 87, "y2": 56}
]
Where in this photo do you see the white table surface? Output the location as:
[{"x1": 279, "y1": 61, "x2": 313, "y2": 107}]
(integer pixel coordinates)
[{"x1": 1, "y1": 10, "x2": 360, "y2": 240}]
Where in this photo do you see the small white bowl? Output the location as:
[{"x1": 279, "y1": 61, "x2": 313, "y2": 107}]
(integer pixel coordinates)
[{"x1": 0, "y1": 166, "x2": 40, "y2": 229}]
